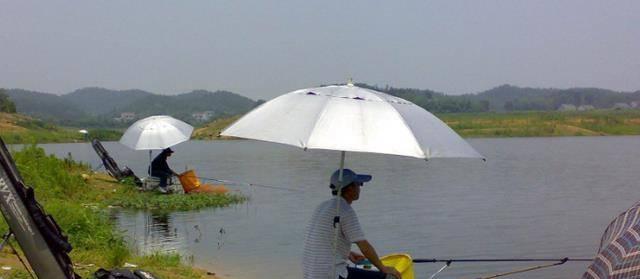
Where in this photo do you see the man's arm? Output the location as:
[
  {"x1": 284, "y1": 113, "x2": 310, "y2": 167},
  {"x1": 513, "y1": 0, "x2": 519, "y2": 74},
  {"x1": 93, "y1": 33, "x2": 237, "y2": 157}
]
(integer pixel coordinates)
[
  {"x1": 160, "y1": 160, "x2": 178, "y2": 176},
  {"x1": 354, "y1": 240, "x2": 401, "y2": 278}
]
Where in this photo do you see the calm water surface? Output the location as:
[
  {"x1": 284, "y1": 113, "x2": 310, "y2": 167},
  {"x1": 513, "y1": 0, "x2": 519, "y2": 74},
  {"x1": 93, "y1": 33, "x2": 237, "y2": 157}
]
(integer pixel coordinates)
[{"x1": 38, "y1": 136, "x2": 640, "y2": 279}]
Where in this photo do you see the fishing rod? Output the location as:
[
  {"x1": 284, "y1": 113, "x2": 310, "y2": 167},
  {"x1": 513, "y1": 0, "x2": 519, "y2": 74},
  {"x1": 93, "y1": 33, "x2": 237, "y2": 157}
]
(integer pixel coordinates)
[
  {"x1": 413, "y1": 257, "x2": 593, "y2": 279},
  {"x1": 196, "y1": 176, "x2": 301, "y2": 192}
]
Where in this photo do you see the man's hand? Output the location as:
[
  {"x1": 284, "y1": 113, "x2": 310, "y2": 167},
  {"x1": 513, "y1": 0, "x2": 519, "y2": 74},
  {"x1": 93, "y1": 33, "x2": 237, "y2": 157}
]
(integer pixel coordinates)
[
  {"x1": 348, "y1": 251, "x2": 365, "y2": 263},
  {"x1": 380, "y1": 266, "x2": 402, "y2": 279}
]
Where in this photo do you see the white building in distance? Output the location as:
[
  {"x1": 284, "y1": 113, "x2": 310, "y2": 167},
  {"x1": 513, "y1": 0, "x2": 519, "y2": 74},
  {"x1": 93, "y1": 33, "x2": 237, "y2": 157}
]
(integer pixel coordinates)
[{"x1": 114, "y1": 112, "x2": 136, "y2": 122}]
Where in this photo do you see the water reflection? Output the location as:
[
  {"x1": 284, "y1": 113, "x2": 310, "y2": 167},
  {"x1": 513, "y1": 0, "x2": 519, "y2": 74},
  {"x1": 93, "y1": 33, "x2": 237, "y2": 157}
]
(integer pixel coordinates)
[
  {"x1": 117, "y1": 211, "x2": 183, "y2": 254},
  {"x1": 148, "y1": 213, "x2": 174, "y2": 242}
]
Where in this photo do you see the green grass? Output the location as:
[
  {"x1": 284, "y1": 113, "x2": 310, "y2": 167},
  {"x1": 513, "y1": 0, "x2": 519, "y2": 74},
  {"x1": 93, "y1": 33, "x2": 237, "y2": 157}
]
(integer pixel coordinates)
[
  {"x1": 0, "y1": 129, "x2": 86, "y2": 144},
  {"x1": 192, "y1": 115, "x2": 242, "y2": 140},
  {"x1": 438, "y1": 110, "x2": 640, "y2": 138},
  {"x1": 0, "y1": 128, "x2": 122, "y2": 144},
  {"x1": 0, "y1": 113, "x2": 122, "y2": 144},
  {"x1": 109, "y1": 186, "x2": 245, "y2": 211},
  {"x1": 0, "y1": 145, "x2": 244, "y2": 278}
]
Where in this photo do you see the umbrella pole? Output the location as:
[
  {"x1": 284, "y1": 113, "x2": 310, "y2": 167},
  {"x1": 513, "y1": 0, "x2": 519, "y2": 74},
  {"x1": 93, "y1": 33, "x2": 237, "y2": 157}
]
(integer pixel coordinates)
[
  {"x1": 149, "y1": 150, "x2": 152, "y2": 176},
  {"x1": 330, "y1": 151, "x2": 346, "y2": 279}
]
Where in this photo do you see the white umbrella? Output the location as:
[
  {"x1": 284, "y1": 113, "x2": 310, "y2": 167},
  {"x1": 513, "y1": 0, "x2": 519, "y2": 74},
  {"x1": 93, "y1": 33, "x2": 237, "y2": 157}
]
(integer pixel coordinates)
[
  {"x1": 222, "y1": 82, "x2": 483, "y2": 278},
  {"x1": 222, "y1": 83, "x2": 482, "y2": 159},
  {"x1": 119, "y1": 115, "x2": 193, "y2": 175},
  {"x1": 120, "y1": 115, "x2": 193, "y2": 150}
]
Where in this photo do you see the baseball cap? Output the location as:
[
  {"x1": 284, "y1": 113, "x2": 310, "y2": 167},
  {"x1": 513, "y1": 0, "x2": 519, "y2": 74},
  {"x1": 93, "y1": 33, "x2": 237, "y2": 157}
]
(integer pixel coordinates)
[
  {"x1": 163, "y1": 148, "x2": 174, "y2": 153},
  {"x1": 330, "y1": 169, "x2": 372, "y2": 191}
]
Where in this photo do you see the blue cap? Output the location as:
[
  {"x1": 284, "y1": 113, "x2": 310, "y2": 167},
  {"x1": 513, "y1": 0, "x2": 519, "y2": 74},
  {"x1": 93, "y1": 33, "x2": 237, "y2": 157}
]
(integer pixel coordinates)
[{"x1": 330, "y1": 169, "x2": 372, "y2": 191}]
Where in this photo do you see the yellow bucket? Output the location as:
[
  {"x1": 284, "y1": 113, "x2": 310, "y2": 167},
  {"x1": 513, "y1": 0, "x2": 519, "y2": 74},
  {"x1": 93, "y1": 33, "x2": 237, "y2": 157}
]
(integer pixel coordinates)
[
  {"x1": 179, "y1": 170, "x2": 229, "y2": 194},
  {"x1": 381, "y1": 253, "x2": 415, "y2": 279},
  {"x1": 178, "y1": 170, "x2": 201, "y2": 193}
]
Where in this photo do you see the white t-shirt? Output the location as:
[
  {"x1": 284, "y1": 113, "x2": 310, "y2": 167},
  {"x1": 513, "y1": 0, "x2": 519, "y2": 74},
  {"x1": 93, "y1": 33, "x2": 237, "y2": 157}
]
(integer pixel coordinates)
[{"x1": 302, "y1": 197, "x2": 366, "y2": 279}]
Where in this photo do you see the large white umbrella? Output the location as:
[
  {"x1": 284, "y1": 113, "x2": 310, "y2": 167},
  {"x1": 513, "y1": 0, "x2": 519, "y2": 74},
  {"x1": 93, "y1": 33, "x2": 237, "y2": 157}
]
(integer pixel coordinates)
[
  {"x1": 222, "y1": 83, "x2": 483, "y2": 278},
  {"x1": 222, "y1": 83, "x2": 482, "y2": 159},
  {"x1": 119, "y1": 115, "x2": 193, "y2": 175}
]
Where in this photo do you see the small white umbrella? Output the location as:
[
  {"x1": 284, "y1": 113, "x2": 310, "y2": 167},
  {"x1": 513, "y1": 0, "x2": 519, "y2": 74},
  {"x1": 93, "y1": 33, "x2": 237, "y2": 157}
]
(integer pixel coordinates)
[
  {"x1": 222, "y1": 82, "x2": 483, "y2": 278},
  {"x1": 120, "y1": 115, "x2": 193, "y2": 150},
  {"x1": 119, "y1": 115, "x2": 193, "y2": 174}
]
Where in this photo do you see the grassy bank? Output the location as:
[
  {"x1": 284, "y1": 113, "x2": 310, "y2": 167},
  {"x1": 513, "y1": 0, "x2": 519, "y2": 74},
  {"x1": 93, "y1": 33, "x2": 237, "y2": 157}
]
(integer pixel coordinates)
[
  {"x1": 192, "y1": 115, "x2": 241, "y2": 140},
  {"x1": 438, "y1": 110, "x2": 640, "y2": 137},
  {"x1": 0, "y1": 145, "x2": 245, "y2": 278},
  {"x1": 0, "y1": 112, "x2": 122, "y2": 144}
]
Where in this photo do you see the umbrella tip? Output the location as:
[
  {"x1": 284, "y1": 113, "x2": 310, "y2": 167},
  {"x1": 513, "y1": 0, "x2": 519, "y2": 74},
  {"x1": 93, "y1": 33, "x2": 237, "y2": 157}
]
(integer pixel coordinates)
[{"x1": 347, "y1": 78, "x2": 354, "y2": 86}]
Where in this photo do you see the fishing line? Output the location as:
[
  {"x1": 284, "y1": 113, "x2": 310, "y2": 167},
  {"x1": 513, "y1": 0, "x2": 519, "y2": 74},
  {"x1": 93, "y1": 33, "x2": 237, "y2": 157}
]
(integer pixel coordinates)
[
  {"x1": 418, "y1": 257, "x2": 592, "y2": 279},
  {"x1": 196, "y1": 176, "x2": 301, "y2": 192},
  {"x1": 429, "y1": 261, "x2": 451, "y2": 279},
  {"x1": 475, "y1": 259, "x2": 570, "y2": 279}
]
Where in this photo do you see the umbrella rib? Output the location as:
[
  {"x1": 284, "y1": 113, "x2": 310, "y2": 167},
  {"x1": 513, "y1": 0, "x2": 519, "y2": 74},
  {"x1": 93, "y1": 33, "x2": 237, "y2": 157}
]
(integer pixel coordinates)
[{"x1": 303, "y1": 95, "x2": 333, "y2": 149}]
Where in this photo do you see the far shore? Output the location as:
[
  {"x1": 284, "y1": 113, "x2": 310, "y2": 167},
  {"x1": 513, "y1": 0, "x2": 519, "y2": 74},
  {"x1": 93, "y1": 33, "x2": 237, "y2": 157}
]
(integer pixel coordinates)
[
  {"x1": 2, "y1": 110, "x2": 640, "y2": 145},
  {"x1": 191, "y1": 110, "x2": 640, "y2": 140}
]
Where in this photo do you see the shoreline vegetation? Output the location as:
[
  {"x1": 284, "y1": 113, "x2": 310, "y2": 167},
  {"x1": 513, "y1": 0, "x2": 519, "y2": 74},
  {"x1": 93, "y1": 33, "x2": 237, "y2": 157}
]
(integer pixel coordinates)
[
  {"x1": 440, "y1": 110, "x2": 640, "y2": 137},
  {"x1": 0, "y1": 112, "x2": 122, "y2": 144},
  {"x1": 2, "y1": 110, "x2": 640, "y2": 145},
  {"x1": 0, "y1": 145, "x2": 246, "y2": 278}
]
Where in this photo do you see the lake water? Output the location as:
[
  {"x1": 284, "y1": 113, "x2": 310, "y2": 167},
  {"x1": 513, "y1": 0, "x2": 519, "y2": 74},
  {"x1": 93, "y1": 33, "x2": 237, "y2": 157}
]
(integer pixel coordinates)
[{"x1": 37, "y1": 136, "x2": 640, "y2": 279}]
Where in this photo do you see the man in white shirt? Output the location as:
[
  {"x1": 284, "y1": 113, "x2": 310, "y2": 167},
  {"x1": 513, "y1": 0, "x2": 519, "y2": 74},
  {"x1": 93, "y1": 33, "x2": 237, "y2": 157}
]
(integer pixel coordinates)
[{"x1": 303, "y1": 169, "x2": 401, "y2": 279}]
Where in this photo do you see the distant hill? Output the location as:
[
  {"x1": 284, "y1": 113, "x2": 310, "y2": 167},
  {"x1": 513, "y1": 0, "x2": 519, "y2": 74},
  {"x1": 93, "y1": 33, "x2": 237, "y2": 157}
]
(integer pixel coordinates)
[
  {"x1": 4, "y1": 87, "x2": 257, "y2": 127},
  {"x1": 62, "y1": 87, "x2": 154, "y2": 115},
  {"x1": 359, "y1": 84, "x2": 640, "y2": 113},
  {"x1": 5, "y1": 89, "x2": 89, "y2": 124},
  {"x1": 4, "y1": 84, "x2": 640, "y2": 128},
  {"x1": 471, "y1": 85, "x2": 640, "y2": 111},
  {"x1": 113, "y1": 90, "x2": 256, "y2": 122},
  {"x1": 358, "y1": 84, "x2": 489, "y2": 113}
]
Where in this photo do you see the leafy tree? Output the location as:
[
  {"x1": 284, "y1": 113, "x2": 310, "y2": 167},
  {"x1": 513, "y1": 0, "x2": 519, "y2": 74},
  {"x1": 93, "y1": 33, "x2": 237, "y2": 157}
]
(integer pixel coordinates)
[{"x1": 0, "y1": 89, "x2": 16, "y2": 113}]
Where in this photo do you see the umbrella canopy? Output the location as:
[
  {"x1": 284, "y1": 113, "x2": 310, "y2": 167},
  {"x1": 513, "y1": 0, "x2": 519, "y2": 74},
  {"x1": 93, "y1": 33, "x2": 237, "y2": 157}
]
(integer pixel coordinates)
[
  {"x1": 583, "y1": 200, "x2": 640, "y2": 279},
  {"x1": 119, "y1": 115, "x2": 193, "y2": 150},
  {"x1": 221, "y1": 84, "x2": 482, "y2": 160}
]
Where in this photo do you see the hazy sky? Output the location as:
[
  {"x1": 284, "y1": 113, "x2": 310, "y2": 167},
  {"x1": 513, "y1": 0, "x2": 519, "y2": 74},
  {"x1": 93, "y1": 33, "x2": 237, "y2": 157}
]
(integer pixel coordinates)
[{"x1": 1, "y1": 1, "x2": 638, "y2": 100}]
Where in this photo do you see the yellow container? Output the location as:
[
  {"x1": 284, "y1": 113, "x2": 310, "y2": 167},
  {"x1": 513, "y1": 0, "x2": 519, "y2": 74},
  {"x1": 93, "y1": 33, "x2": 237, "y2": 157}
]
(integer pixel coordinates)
[
  {"x1": 178, "y1": 170, "x2": 201, "y2": 193},
  {"x1": 381, "y1": 253, "x2": 414, "y2": 279}
]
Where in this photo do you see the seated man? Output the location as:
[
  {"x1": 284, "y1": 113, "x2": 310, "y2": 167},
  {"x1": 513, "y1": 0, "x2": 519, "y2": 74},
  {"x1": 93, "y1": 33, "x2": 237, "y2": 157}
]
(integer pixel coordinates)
[
  {"x1": 303, "y1": 169, "x2": 401, "y2": 279},
  {"x1": 150, "y1": 148, "x2": 178, "y2": 193}
]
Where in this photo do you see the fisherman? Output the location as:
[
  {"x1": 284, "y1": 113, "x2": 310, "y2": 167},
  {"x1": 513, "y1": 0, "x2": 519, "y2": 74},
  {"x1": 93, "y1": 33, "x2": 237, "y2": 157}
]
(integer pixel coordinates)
[
  {"x1": 150, "y1": 148, "x2": 178, "y2": 193},
  {"x1": 303, "y1": 169, "x2": 401, "y2": 279}
]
